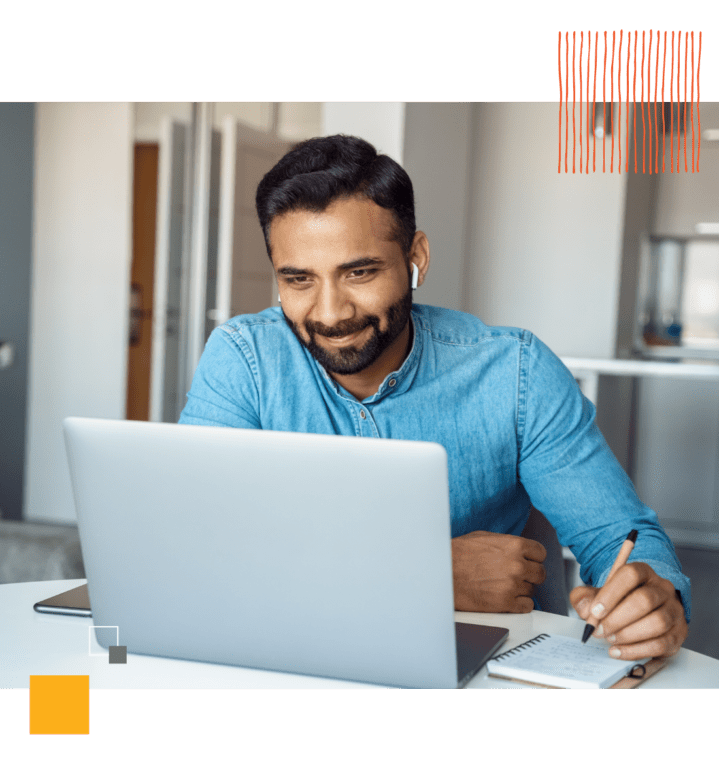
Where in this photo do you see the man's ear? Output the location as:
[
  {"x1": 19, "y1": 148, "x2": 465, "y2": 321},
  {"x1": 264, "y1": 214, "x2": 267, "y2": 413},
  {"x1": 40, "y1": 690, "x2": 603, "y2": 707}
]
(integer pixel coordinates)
[{"x1": 409, "y1": 231, "x2": 430, "y2": 288}]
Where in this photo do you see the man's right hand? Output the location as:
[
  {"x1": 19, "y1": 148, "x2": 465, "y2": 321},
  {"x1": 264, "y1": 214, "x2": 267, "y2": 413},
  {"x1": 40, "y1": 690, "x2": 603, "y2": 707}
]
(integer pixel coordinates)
[{"x1": 451, "y1": 530, "x2": 547, "y2": 613}]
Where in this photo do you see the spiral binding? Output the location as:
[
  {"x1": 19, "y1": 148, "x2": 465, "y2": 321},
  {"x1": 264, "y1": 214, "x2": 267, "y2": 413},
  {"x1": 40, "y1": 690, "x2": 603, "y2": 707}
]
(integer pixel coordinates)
[{"x1": 490, "y1": 633, "x2": 551, "y2": 661}]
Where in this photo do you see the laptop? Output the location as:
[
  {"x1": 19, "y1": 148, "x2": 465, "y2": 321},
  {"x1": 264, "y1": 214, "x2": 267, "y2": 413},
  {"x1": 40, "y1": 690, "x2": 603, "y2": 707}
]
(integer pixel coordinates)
[{"x1": 62, "y1": 417, "x2": 508, "y2": 688}]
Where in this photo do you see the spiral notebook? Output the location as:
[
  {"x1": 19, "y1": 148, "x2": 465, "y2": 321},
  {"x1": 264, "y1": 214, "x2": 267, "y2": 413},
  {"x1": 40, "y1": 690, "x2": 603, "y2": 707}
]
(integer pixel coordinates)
[{"x1": 486, "y1": 633, "x2": 659, "y2": 689}]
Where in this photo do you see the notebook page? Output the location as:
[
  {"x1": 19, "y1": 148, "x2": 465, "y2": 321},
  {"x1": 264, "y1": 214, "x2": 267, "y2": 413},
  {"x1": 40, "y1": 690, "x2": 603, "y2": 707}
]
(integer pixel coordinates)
[{"x1": 487, "y1": 634, "x2": 649, "y2": 688}]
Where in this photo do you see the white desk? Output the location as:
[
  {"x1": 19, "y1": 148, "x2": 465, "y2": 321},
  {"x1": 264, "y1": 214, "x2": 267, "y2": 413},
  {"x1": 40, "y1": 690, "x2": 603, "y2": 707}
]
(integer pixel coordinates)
[{"x1": 3, "y1": 579, "x2": 718, "y2": 689}]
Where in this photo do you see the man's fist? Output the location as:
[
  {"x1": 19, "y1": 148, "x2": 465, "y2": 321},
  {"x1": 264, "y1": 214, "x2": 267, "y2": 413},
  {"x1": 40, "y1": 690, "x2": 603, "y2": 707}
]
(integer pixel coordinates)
[{"x1": 451, "y1": 530, "x2": 547, "y2": 613}]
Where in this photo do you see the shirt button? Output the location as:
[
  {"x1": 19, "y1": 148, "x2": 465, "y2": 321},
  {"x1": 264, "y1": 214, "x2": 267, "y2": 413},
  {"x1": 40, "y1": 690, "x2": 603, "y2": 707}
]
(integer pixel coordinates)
[
  {"x1": 388, "y1": 379, "x2": 396, "y2": 387},
  {"x1": 360, "y1": 410, "x2": 366, "y2": 419}
]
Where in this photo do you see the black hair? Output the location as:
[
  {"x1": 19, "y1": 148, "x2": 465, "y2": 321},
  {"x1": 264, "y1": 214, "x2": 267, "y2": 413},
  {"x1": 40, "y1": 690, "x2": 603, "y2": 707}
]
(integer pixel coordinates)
[{"x1": 255, "y1": 134, "x2": 416, "y2": 259}]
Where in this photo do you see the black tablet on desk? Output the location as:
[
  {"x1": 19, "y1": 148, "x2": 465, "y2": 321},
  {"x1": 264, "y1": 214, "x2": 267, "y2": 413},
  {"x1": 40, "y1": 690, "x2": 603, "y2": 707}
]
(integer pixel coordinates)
[{"x1": 34, "y1": 584, "x2": 91, "y2": 617}]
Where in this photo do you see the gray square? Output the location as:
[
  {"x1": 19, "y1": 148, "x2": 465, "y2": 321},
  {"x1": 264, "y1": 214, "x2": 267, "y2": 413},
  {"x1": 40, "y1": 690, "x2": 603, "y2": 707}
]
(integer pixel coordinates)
[{"x1": 108, "y1": 645, "x2": 127, "y2": 664}]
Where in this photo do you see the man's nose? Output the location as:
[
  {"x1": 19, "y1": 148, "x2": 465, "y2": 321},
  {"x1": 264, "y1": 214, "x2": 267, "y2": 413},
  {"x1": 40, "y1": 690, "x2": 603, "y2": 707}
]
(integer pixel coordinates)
[{"x1": 312, "y1": 282, "x2": 354, "y2": 328}]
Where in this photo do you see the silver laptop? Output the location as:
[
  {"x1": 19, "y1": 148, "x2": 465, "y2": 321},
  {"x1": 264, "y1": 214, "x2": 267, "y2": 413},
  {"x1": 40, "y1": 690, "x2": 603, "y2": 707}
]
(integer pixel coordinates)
[{"x1": 63, "y1": 417, "x2": 508, "y2": 688}]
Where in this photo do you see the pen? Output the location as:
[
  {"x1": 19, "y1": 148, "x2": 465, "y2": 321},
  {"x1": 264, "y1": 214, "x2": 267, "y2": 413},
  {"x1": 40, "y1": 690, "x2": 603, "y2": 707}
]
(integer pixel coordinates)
[{"x1": 581, "y1": 529, "x2": 638, "y2": 643}]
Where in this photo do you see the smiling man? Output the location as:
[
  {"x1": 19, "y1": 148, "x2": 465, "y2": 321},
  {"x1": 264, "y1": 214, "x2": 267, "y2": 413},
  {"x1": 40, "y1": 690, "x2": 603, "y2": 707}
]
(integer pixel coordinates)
[{"x1": 180, "y1": 134, "x2": 690, "y2": 661}]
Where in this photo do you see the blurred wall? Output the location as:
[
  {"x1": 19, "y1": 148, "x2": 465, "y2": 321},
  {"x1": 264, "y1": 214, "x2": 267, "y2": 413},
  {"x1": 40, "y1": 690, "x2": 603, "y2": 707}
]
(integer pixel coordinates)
[
  {"x1": 465, "y1": 103, "x2": 629, "y2": 359},
  {"x1": 24, "y1": 103, "x2": 134, "y2": 523},
  {"x1": 402, "y1": 103, "x2": 474, "y2": 312}
]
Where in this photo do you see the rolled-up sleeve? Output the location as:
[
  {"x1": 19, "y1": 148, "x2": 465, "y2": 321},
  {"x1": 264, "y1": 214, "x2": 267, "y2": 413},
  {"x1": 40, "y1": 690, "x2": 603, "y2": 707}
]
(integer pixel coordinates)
[{"x1": 517, "y1": 334, "x2": 691, "y2": 621}]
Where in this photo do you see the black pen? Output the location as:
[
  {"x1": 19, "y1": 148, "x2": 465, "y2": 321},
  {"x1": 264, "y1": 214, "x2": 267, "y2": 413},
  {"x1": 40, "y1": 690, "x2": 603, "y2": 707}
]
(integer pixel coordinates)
[{"x1": 581, "y1": 529, "x2": 638, "y2": 643}]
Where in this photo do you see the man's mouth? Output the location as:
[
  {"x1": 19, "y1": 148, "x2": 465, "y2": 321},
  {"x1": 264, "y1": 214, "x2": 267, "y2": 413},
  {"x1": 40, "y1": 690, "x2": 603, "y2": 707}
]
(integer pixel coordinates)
[
  {"x1": 318, "y1": 327, "x2": 368, "y2": 346},
  {"x1": 311, "y1": 318, "x2": 372, "y2": 342}
]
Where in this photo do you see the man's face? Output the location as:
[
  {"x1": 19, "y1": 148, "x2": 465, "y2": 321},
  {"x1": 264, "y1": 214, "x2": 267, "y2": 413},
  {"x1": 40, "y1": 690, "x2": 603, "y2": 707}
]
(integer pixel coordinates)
[{"x1": 270, "y1": 195, "x2": 413, "y2": 376}]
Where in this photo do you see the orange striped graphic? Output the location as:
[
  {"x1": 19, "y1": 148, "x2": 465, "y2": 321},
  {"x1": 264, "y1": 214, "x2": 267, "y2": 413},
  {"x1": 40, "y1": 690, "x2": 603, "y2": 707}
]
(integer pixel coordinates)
[{"x1": 557, "y1": 29, "x2": 703, "y2": 173}]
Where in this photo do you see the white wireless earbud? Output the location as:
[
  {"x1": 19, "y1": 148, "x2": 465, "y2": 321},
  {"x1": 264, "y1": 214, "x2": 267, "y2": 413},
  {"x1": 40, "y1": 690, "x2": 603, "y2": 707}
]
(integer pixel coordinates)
[
  {"x1": 411, "y1": 262, "x2": 419, "y2": 290},
  {"x1": 277, "y1": 294, "x2": 281, "y2": 304}
]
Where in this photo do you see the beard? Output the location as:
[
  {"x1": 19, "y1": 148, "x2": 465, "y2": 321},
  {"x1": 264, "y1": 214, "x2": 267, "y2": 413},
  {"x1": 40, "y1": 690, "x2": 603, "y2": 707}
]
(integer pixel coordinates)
[{"x1": 283, "y1": 289, "x2": 413, "y2": 376}]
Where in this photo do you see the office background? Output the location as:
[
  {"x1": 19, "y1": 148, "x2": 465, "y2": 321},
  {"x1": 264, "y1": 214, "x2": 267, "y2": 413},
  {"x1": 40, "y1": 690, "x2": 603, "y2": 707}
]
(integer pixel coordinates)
[{"x1": 1, "y1": 102, "x2": 717, "y2": 659}]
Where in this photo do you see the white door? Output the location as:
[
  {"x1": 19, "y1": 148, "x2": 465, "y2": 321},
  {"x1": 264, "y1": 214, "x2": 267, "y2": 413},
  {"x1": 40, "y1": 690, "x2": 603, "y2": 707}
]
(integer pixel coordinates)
[
  {"x1": 214, "y1": 118, "x2": 294, "y2": 325},
  {"x1": 150, "y1": 113, "x2": 223, "y2": 423},
  {"x1": 149, "y1": 118, "x2": 188, "y2": 423},
  {"x1": 184, "y1": 103, "x2": 224, "y2": 396}
]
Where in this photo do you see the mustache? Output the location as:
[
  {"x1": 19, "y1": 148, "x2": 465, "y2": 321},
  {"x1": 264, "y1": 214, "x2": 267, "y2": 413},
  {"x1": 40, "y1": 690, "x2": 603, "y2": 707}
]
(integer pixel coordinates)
[{"x1": 306, "y1": 316, "x2": 377, "y2": 338}]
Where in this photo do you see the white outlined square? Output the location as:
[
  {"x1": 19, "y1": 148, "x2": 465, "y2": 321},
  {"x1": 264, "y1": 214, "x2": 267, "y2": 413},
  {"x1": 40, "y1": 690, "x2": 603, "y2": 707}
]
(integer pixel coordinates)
[{"x1": 89, "y1": 625, "x2": 119, "y2": 656}]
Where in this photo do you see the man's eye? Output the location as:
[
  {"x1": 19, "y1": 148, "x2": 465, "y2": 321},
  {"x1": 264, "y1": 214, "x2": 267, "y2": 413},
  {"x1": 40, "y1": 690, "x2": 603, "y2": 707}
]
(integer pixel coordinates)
[
  {"x1": 349, "y1": 269, "x2": 376, "y2": 279},
  {"x1": 285, "y1": 276, "x2": 309, "y2": 285}
]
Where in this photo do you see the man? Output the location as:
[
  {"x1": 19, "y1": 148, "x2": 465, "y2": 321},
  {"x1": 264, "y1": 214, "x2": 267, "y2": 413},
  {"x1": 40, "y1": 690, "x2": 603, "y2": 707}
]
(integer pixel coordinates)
[{"x1": 180, "y1": 134, "x2": 690, "y2": 661}]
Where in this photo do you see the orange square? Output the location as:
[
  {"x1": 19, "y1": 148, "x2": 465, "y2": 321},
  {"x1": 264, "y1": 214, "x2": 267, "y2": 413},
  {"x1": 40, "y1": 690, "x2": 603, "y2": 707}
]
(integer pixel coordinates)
[{"x1": 30, "y1": 675, "x2": 90, "y2": 735}]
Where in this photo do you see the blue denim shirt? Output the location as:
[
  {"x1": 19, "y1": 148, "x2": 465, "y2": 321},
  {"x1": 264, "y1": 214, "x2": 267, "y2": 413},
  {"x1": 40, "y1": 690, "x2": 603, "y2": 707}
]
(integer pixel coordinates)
[{"x1": 180, "y1": 304, "x2": 691, "y2": 619}]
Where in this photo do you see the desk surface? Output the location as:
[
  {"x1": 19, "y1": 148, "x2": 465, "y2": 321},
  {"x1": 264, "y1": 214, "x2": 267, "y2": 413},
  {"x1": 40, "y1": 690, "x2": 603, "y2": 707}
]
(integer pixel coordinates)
[{"x1": 3, "y1": 579, "x2": 718, "y2": 689}]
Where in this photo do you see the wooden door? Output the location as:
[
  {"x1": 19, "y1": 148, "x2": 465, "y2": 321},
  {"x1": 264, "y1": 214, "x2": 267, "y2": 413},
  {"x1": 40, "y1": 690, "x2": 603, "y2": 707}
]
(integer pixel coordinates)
[{"x1": 126, "y1": 143, "x2": 159, "y2": 421}]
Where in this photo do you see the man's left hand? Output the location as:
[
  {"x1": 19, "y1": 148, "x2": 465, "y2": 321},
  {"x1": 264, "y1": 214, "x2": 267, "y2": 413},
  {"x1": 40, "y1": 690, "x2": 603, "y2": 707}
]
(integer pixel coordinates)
[{"x1": 570, "y1": 562, "x2": 688, "y2": 659}]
